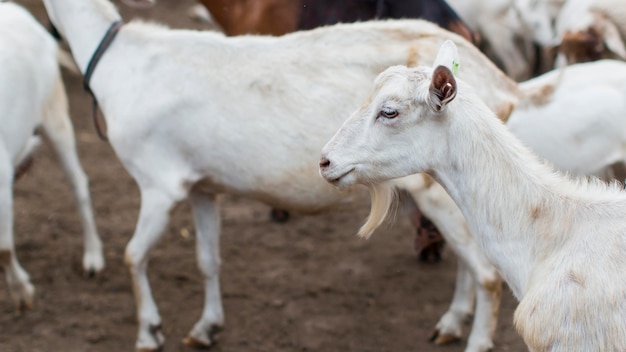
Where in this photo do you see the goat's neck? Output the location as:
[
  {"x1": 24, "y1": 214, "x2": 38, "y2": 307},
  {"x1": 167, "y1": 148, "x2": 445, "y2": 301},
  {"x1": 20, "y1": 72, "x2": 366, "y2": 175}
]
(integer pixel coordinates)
[
  {"x1": 430, "y1": 95, "x2": 573, "y2": 299},
  {"x1": 42, "y1": 0, "x2": 122, "y2": 74}
]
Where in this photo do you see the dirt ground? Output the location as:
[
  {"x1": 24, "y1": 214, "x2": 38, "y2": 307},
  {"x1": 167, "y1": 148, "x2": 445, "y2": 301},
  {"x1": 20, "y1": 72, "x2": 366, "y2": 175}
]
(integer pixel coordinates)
[{"x1": 1, "y1": 1, "x2": 527, "y2": 351}]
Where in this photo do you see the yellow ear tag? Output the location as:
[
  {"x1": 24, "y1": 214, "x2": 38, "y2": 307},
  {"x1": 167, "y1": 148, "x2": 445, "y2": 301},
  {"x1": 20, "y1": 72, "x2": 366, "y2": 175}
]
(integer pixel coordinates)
[{"x1": 452, "y1": 60, "x2": 459, "y2": 76}]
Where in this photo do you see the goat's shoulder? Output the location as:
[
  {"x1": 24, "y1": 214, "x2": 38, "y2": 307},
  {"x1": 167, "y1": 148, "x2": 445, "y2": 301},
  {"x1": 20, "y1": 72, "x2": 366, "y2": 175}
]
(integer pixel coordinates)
[{"x1": 514, "y1": 253, "x2": 626, "y2": 351}]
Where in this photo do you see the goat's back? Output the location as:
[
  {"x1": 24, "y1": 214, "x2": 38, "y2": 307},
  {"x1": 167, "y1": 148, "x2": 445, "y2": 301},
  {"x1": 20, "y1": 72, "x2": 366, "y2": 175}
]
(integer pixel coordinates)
[{"x1": 91, "y1": 19, "x2": 520, "y2": 212}]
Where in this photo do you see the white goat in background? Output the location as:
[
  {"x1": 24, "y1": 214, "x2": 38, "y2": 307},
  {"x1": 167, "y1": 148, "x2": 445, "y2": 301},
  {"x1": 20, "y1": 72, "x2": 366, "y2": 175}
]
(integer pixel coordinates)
[
  {"x1": 42, "y1": 0, "x2": 524, "y2": 350},
  {"x1": 555, "y1": 0, "x2": 626, "y2": 65},
  {"x1": 509, "y1": 59, "x2": 626, "y2": 176},
  {"x1": 320, "y1": 40, "x2": 626, "y2": 351},
  {"x1": 447, "y1": 0, "x2": 536, "y2": 80},
  {"x1": 0, "y1": 2, "x2": 104, "y2": 310}
]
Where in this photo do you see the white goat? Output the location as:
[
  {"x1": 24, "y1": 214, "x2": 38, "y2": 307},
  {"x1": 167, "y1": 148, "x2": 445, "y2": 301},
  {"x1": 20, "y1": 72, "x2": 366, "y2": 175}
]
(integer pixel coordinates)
[
  {"x1": 512, "y1": 0, "x2": 565, "y2": 47},
  {"x1": 320, "y1": 40, "x2": 626, "y2": 351},
  {"x1": 509, "y1": 59, "x2": 626, "y2": 176},
  {"x1": 0, "y1": 2, "x2": 104, "y2": 310},
  {"x1": 447, "y1": 0, "x2": 534, "y2": 80},
  {"x1": 42, "y1": 0, "x2": 522, "y2": 350},
  {"x1": 554, "y1": 0, "x2": 626, "y2": 65},
  {"x1": 397, "y1": 56, "x2": 626, "y2": 351}
]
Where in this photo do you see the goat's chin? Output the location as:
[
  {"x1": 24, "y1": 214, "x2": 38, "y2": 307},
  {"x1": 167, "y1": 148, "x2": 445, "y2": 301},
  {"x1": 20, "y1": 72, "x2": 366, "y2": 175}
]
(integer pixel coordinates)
[
  {"x1": 358, "y1": 183, "x2": 396, "y2": 239},
  {"x1": 332, "y1": 172, "x2": 358, "y2": 189},
  {"x1": 320, "y1": 167, "x2": 357, "y2": 189}
]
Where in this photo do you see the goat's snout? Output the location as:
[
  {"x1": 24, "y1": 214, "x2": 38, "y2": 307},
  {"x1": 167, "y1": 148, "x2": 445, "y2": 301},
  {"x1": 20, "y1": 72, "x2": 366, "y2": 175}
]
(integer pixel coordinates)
[{"x1": 319, "y1": 156, "x2": 331, "y2": 169}]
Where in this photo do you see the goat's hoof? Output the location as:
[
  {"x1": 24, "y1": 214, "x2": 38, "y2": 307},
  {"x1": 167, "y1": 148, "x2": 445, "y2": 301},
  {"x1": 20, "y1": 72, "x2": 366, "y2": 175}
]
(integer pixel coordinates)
[
  {"x1": 15, "y1": 296, "x2": 34, "y2": 313},
  {"x1": 10, "y1": 282, "x2": 35, "y2": 314},
  {"x1": 270, "y1": 209, "x2": 290, "y2": 223},
  {"x1": 183, "y1": 325, "x2": 223, "y2": 349},
  {"x1": 136, "y1": 323, "x2": 165, "y2": 352},
  {"x1": 83, "y1": 252, "x2": 105, "y2": 277},
  {"x1": 430, "y1": 329, "x2": 461, "y2": 345},
  {"x1": 182, "y1": 336, "x2": 213, "y2": 349},
  {"x1": 84, "y1": 268, "x2": 97, "y2": 279},
  {"x1": 136, "y1": 348, "x2": 163, "y2": 352}
]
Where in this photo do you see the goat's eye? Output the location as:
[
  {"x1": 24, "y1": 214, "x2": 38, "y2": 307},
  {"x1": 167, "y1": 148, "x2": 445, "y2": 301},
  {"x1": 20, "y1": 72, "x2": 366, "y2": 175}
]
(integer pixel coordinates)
[{"x1": 380, "y1": 109, "x2": 399, "y2": 119}]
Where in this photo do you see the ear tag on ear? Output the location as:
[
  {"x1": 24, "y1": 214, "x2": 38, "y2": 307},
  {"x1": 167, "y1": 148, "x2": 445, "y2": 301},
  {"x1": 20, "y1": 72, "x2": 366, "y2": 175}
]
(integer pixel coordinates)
[
  {"x1": 452, "y1": 59, "x2": 459, "y2": 76},
  {"x1": 432, "y1": 40, "x2": 461, "y2": 74}
]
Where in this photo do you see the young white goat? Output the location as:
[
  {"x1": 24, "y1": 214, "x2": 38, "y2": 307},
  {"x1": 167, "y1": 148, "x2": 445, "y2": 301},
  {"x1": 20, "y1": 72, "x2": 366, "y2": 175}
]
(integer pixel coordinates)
[
  {"x1": 42, "y1": 0, "x2": 522, "y2": 350},
  {"x1": 320, "y1": 40, "x2": 626, "y2": 351},
  {"x1": 0, "y1": 2, "x2": 104, "y2": 310},
  {"x1": 397, "y1": 56, "x2": 626, "y2": 351}
]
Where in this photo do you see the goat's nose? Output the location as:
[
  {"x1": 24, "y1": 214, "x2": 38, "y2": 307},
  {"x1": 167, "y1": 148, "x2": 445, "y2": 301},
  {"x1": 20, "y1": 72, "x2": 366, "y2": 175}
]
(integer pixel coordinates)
[{"x1": 319, "y1": 156, "x2": 331, "y2": 169}]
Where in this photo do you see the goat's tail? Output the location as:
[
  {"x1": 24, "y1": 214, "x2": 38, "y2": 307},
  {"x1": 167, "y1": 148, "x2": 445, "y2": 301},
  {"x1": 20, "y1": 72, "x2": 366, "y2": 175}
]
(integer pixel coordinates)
[
  {"x1": 358, "y1": 182, "x2": 396, "y2": 239},
  {"x1": 517, "y1": 65, "x2": 567, "y2": 108},
  {"x1": 57, "y1": 48, "x2": 80, "y2": 75}
]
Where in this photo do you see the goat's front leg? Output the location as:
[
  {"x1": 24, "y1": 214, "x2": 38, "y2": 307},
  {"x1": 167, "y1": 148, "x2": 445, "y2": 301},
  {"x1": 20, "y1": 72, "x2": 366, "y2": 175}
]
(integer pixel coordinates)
[
  {"x1": 406, "y1": 179, "x2": 500, "y2": 352},
  {"x1": 125, "y1": 188, "x2": 177, "y2": 352},
  {"x1": 0, "y1": 151, "x2": 34, "y2": 311},
  {"x1": 42, "y1": 78, "x2": 104, "y2": 275},
  {"x1": 183, "y1": 192, "x2": 224, "y2": 348}
]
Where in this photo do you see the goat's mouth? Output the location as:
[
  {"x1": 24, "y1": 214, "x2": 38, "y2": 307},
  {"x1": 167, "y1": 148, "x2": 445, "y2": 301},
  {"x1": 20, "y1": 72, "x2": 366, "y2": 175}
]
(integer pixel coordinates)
[{"x1": 321, "y1": 167, "x2": 356, "y2": 188}]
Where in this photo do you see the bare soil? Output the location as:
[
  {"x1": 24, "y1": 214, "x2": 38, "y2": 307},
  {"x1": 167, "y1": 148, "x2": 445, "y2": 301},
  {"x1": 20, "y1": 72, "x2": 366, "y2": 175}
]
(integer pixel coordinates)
[{"x1": 1, "y1": 1, "x2": 526, "y2": 351}]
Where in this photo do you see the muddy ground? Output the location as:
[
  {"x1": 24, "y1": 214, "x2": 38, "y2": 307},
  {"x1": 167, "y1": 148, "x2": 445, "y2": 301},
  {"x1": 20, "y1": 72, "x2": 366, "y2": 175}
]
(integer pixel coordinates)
[{"x1": 0, "y1": 1, "x2": 527, "y2": 351}]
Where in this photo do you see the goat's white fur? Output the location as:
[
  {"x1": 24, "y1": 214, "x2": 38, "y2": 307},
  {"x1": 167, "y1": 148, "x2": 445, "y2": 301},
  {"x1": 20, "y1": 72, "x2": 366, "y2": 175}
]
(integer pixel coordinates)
[
  {"x1": 42, "y1": 0, "x2": 522, "y2": 350},
  {"x1": 321, "y1": 40, "x2": 626, "y2": 351},
  {"x1": 0, "y1": 2, "x2": 104, "y2": 310}
]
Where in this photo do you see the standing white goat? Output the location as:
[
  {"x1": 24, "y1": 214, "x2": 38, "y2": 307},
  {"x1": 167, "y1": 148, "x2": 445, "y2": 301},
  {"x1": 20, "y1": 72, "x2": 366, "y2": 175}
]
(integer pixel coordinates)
[
  {"x1": 42, "y1": 0, "x2": 521, "y2": 350},
  {"x1": 320, "y1": 40, "x2": 626, "y2": 351},
  {"x1": 509, "y1": 59, "x2": 626, "y2": 176},
  {"x1": 0, "y1": 2, "x2": 104, "y2": 310}
]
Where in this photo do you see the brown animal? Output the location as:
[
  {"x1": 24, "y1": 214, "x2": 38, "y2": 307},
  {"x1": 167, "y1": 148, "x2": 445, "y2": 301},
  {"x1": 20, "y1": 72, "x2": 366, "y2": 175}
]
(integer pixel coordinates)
[{"x1": 196, "y1": 0, "x2": 476, "y2": 43}]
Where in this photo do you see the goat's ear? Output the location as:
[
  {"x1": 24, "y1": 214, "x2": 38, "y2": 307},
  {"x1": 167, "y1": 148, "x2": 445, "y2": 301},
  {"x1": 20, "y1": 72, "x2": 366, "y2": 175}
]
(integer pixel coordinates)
[
  {"x1": 428, "y1": 66, "x2": 457, "y2": 112},
  {"x1": 432, "y1": 40, "x2": 460, "y2": 76},
  {"x1": 598, "y1": 16, "x2": 626, "y2": 59}
]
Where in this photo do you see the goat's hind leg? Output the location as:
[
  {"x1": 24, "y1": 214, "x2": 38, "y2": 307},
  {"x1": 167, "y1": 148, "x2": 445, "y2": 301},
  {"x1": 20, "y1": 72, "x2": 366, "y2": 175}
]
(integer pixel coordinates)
[
  {"x1": 42, "y1": 74, "x2": 103, "y2": 275},
  {"x1": 431, "y1": 259, "x2": 475, "y2": 345},
  {"x1": 183, "y1": 192, "x2": 224, "y2": 348},
  {"x1": 125, "y1": 187, "x2": 180, "y2": 351},
  {"x1": 0, "y1": 150, "x2": 34, "y2": 311}
]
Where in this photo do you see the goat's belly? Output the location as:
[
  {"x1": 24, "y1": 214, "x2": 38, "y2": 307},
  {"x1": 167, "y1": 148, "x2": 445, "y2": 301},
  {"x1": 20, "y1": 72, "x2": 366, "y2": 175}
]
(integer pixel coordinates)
[{"x1": 193, "y1": 176, "x2": 369, "y2": 214}]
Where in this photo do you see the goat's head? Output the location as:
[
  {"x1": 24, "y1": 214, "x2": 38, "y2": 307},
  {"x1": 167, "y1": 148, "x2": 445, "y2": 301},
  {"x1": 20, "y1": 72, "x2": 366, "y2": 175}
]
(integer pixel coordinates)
[
  {"x1": 319, "y1": 41, "x2": 460, "y2": 236},
  {"x1": 513, "y1": 0, "x2": 558, "y2": 47},
  {"x1": 320, "y1": 40, "x2": 459, "y2": 189},
  {"x1": 557, "y1": 13, "x2": 626, "y2": 65}
]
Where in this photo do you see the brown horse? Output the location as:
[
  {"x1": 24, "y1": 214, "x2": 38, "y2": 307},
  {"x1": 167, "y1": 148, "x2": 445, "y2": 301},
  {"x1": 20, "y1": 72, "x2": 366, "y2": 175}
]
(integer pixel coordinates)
[{"x1": 198, "y1": 0, "x2": 475, "y2": 43}]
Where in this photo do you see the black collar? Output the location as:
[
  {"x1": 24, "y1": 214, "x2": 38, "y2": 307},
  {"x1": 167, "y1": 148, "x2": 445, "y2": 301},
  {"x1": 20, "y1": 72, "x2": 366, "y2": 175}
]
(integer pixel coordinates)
[
  {"x1": 82, "y1": 20, "x2": 123, "y2": 141},
  {"x1": 83, "y1": 20, "x2": 123, "y2": 93}
]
